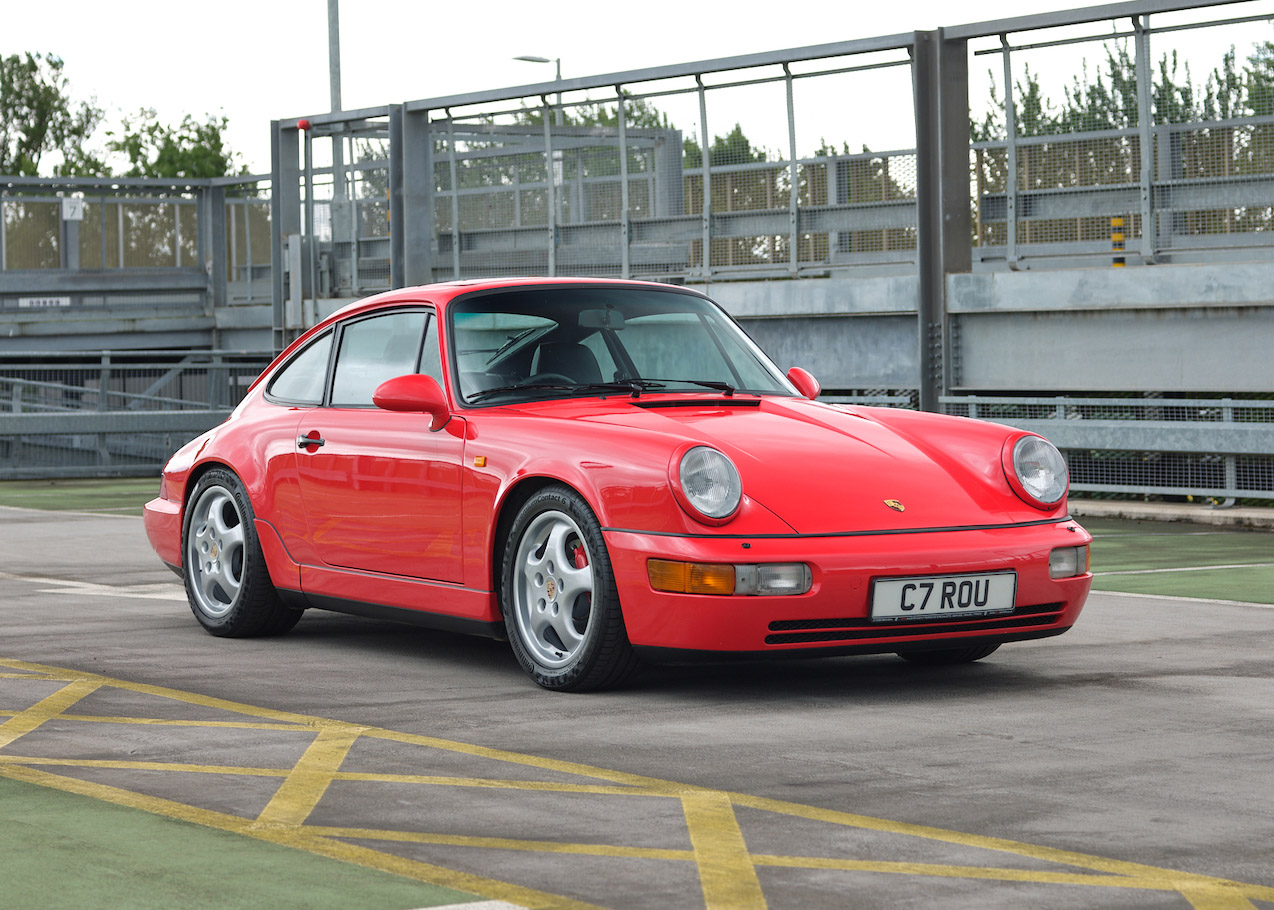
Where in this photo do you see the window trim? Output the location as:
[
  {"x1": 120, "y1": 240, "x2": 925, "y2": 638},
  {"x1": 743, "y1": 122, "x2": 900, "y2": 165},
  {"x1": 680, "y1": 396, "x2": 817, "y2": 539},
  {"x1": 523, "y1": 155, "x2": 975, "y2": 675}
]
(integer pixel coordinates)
[
  {"x1": 264, "y1": 305, "x2": 437, "y2": 409},
  {"x1": 263, "y1": 328, "x2": 335, "y2": 407}
]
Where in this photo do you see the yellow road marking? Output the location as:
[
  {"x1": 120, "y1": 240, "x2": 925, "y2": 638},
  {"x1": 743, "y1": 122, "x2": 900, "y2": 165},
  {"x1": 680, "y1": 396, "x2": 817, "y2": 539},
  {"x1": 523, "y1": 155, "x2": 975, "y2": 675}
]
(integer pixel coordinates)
[
  {"x1": 0, "y1": 762, "x2": 599, "y2": 910},
  {"x1": 4, "y1": 656, "x2": 1274, "y2": 910},
  {"x1": 256, "y1": 726, "x2": 364, "y2": 827},
  {"x1": 0, "y1": 678, "x2": 101, "y2": 749},
  {"x1": 308, "y1": 826, "x2": 694, "y2": 861},
  {"x1": 682, "y1": 790, "x2": 766, "y2": 909}
]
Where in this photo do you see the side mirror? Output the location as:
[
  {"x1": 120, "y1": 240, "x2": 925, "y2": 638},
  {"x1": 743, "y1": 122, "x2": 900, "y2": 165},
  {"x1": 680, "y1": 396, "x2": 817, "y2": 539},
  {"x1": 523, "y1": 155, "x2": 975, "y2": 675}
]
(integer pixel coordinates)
[
  {"x1": 786, "y1": 366, "x2": 821, "y2": 400},
  {"x1": 372, "y1": 374, "x2": 451, "y2": 431}
]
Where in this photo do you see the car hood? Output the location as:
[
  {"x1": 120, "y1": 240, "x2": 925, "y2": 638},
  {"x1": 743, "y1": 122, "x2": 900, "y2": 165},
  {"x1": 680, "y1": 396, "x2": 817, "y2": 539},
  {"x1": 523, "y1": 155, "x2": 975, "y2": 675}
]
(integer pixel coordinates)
[{"x1": 520, "y1": 396, "x2": 1057, "y2": 534}]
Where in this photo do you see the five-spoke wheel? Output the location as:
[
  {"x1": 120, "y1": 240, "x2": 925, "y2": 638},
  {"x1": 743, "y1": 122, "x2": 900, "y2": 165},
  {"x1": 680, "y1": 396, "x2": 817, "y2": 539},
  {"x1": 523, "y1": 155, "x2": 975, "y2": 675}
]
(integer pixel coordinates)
[
  {"x1": 181, "y1": 468, "x2": 302, "y2": 637},
  {"x1": 502, "y1": 485, "x2": 637, "y2": 691}
]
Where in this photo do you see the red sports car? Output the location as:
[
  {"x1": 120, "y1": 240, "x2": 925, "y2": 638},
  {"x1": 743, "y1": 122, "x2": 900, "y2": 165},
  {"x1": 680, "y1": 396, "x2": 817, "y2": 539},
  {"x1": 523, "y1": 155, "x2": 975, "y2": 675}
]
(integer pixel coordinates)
[{"x1": 144, "y1": 277, "x2": 1092, "y2": 691}]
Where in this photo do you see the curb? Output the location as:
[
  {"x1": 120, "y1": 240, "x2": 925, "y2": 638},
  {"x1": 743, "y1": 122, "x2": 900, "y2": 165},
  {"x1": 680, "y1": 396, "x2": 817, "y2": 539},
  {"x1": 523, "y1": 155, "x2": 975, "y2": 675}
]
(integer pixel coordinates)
[{"x1": 1070, "y1": 499, "x2": 1274, "y2": 530}]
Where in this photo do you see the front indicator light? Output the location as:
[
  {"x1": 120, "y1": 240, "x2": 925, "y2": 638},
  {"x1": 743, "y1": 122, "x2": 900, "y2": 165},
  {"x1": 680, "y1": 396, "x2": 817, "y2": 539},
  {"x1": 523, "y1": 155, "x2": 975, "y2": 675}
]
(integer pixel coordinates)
[
  {"x1": 1050, "y1": 545, "x2": 1090, "y2": 579},
  {"x1": 648, "y1": 560, "x2": 811, "y2": 596}
]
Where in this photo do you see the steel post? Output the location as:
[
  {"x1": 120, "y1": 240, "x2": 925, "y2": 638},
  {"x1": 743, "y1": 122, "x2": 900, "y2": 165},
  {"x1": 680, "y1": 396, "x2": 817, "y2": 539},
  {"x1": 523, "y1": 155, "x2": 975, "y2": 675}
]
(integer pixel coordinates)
[{"x1": 913, "y1": 29, "x2": 971, "y2": 412}]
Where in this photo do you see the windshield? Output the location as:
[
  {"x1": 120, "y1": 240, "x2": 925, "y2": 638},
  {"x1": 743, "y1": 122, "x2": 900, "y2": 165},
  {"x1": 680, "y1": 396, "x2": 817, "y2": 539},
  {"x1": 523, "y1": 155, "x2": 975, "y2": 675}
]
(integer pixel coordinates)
[{"x1": 449, "y1": 287, "x2": 796, "y2": 405}]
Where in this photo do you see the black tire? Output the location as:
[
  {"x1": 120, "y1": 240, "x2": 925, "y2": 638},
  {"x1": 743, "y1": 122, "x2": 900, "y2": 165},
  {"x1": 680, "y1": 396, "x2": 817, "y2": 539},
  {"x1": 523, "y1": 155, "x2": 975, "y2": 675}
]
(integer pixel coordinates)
[
  {"x1": 182, "y1": 468, "x2": 302, "y2": 637},
  {"x1": 896, "y1": 643, "x2": 1000, "y2": 666},
  {"x1": 500, "y1": 485, "x2": 638, "y2": 691}
]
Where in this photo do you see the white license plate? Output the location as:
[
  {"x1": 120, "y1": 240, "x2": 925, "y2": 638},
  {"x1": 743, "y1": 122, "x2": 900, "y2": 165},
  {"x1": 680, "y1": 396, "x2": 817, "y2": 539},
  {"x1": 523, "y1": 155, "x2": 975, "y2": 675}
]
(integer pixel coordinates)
[{"x1": 870, "y1": 571, "x2": 1017, "y2": 623}]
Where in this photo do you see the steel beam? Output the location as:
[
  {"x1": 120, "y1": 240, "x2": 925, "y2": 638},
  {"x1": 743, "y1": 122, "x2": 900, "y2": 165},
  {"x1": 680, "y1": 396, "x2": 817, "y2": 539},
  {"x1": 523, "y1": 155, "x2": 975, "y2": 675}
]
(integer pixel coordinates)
[
  {"x1": 270, "y1": 121, "x2": 301, "y2": 353},
  {"x1": 912, "y1": 29, "x2": 971, "y2": 412}
]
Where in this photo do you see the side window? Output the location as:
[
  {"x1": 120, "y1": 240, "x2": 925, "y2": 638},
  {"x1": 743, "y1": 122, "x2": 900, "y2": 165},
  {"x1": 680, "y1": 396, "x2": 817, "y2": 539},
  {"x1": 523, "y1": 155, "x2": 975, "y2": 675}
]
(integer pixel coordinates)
[
  {"x1": 266, "y1": 331, "x2": 332, "y2": 405},
  {"x1": 330, "y1": 310, "x2": 427, "y2": 407}
]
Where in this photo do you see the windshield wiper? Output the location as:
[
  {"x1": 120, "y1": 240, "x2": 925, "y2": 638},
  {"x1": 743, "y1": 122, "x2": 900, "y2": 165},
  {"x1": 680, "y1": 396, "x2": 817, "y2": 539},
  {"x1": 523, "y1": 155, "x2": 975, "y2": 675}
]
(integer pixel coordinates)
[
  {"x1": 639, "y1": 378, "x2": 737, "y2": 396},
  {"x1": 467, "y1": 378, "x2": 665, "y2": 403},
  {"x1": 485, "y1": 327, "x2": 541, "y2": 365}
]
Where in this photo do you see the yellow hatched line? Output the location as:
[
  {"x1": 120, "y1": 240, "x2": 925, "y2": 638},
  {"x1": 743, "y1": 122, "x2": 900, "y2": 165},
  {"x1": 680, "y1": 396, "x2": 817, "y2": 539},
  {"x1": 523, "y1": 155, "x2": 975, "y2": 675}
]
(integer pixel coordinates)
[
  {"x1": 256, "y1": 726, "x2": 364, "y2": 827},
  {"x1": 308, "y1": 825, "x2": 693, "y2": 861},
  {"x1": 0, "y1": 762, "x2": 600, "y2": 910},
  {"x1": 681, "y1": 790, "x2": 766, "y2": 910},
  {"x1": 56, "y1": 714, "x2": 317, "y2": 731},
  {"x1": 0, "y1": 753, "x2": 666, "y2": 796},
  {"x1": 4, "y1": 657, "x2": 1274, "y2": 910},
  {"x1": 0, "y1": 678, "x2": 102, "y2": 749},
  {"x1": 0, "y1": 755, "x2": 292, "y2": 776},
  {"x1": 729, "y1": 793, "x2": 1274, "y2": 906}
]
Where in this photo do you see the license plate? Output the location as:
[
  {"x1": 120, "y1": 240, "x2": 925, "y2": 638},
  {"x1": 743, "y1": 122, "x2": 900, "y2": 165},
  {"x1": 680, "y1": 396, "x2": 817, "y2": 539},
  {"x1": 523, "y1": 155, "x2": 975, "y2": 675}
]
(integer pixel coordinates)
[{"x1": 870, "y1": 571, "x2": 1017, "y2": 623}]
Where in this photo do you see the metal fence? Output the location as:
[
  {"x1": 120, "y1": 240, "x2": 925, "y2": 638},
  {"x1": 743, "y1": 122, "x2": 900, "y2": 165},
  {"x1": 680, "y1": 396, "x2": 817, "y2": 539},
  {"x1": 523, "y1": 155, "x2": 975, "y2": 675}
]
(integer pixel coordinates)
[
  {"x1": 0, "y1": 176, "x2": 272, "y2": 312},
  {"x1": 942, "y1": 395, "x2": 1274, "y2": 502},
  {"x1": 0, "y1": 352, "x2": 271, "y2": 479},
  {"x1": 971, "y1": 10, "x2": 1274, "y2": 269}
]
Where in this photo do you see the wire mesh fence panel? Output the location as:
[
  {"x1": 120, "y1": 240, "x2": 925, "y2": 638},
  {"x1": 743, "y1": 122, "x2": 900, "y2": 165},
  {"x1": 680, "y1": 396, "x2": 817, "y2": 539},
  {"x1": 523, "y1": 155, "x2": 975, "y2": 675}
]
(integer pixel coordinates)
[
  {"x1": 226, "y1": 198, "x2": 273, "y2": 301},
  {"x1": 0, "y1": 353, "x2": 273, "y2": 478},
  {"x1": 942, "y1": 395, "x2": 1274, "y2": 502},
  {"x1": 2, "y1": 200, "x2": 60, "y2": 269}
]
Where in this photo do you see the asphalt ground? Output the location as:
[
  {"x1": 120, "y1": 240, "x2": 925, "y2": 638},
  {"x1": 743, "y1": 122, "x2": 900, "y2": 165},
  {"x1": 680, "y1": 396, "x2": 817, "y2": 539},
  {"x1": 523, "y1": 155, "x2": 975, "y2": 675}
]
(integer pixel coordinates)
[{"x1": 1, "y1": 480, "x2": 1272, "y2": 909}]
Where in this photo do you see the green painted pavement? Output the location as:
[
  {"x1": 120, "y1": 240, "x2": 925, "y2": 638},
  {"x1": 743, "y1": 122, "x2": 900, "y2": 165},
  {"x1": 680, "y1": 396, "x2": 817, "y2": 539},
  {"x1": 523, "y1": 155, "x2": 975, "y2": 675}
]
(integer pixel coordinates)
[
  {"x1": 0, "y1": 478, "x2": 159, "y2": 516},
  {"x1": 1085, "y1": 518, "x2": 1274, "y2": 604}
]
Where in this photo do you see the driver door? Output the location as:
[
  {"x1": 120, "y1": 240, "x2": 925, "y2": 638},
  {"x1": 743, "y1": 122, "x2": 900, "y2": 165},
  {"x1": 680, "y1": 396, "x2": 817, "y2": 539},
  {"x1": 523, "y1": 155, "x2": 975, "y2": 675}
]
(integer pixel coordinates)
[{"x1": 293, "y1": 307, "x2": 464, "y2": 584}]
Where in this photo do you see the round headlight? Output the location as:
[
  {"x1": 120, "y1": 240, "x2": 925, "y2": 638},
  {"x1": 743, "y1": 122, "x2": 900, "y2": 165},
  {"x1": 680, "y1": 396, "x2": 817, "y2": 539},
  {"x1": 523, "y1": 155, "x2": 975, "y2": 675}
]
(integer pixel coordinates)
[
  {"x1": 1010, "y1": 435, "x2": 1068, "y2": 507},
  {"x1": 677, "y1": 446, "x2": 742, "y2": 522}
]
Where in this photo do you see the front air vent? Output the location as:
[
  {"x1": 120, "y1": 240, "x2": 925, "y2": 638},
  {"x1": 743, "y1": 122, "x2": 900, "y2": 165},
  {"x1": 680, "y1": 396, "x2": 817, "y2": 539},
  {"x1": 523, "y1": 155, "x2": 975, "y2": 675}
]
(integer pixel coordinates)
[
  {"x1": 764, "y1": 603, "x2": 1065, "y2": 645},
  {"x1": 632, "y1": 399, "x2": 760, "y2": 409}
]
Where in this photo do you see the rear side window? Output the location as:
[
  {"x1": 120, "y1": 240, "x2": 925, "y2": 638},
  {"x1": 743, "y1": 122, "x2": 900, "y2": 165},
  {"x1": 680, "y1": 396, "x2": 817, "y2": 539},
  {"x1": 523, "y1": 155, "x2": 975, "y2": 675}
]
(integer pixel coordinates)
[
  {"x1": 330, "y1": 310, "x2": 428, "y2": 407},
  {"x1": 266, "y1": 331, "x2": 332, "y2": 405}
]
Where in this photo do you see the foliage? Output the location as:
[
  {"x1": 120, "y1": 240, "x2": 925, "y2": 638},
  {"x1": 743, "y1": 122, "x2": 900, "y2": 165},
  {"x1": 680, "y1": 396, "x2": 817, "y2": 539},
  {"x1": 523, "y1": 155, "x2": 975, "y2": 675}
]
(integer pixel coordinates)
[
  {"x1": 972, "y1": 34, "x2": 1274, "y2": 246},
  {"x1": 0, "y1": 52, "x2": 104, "y2": 176},
  {"x1": 107, "y1": 109, "x2": 245, "y2": 179}
]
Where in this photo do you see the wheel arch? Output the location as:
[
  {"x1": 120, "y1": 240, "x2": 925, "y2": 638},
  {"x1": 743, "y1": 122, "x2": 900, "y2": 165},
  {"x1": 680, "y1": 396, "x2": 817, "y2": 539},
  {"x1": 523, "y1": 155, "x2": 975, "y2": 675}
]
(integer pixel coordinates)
[
  {"x1": 179, "y1": 459, "x2": 299, "y2": 593},
  {"x1": 490, "y1": 475, "x2": 587, "y2": 596}
]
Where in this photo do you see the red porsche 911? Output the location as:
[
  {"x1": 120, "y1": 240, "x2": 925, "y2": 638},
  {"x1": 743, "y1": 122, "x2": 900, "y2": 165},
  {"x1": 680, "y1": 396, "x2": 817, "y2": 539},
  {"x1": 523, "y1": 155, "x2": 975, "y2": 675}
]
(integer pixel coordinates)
[{"x1": 144, "y1": 277, "x2": 1092, "y2": 691}]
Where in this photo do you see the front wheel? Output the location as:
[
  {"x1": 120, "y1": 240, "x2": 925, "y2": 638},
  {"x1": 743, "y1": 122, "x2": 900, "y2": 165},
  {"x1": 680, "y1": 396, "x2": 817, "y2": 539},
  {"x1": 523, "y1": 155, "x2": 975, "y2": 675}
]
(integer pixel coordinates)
[
  {"x1": 501, "y1": 486, "x2": 638, "y2": 691},
  {"x1": 896, "y1": 643, "x2": 1000, "y2": 666},
  {"x1": 182, "y1": 468, "x2": 302, "y2": 637}
]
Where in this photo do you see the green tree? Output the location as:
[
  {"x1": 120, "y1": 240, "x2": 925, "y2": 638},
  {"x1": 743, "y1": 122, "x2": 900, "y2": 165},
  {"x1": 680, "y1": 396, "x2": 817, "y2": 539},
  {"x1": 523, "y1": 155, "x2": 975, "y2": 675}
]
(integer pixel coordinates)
[
  {"x1": 0, "y1": 51, "x2": 103, "y2": 175},
  {"x1": 107, "y1": 108, "x2": 245, "y2": 179}
]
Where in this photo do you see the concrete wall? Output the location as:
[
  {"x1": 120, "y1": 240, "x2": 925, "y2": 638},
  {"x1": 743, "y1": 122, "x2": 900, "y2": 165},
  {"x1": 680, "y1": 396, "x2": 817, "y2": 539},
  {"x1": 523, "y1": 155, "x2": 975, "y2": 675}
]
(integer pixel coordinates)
[{"x1": 709, "y1": 261, "x2": 1274, "y2": 393}]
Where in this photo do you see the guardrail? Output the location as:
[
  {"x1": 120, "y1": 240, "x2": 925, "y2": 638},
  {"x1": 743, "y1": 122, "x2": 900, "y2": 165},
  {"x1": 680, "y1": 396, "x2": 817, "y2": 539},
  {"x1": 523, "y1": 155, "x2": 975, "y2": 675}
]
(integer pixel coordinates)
[
  {"x1": 0, "y1": 351, "x2": 269, "y2": 479},
  {"x1": 1, "y1": 391, "x2": 1271, "y2": 500},
  {"x1": 942, "y1": 396, "x2": 1274, "y2": 502}
]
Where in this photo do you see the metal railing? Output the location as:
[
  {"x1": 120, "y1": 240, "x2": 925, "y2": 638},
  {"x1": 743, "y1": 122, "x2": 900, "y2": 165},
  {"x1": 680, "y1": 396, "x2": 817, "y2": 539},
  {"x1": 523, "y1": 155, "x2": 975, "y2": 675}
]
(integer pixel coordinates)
[
  {"x1": 941, "y1": 395, "x2": 1274, "y2": 501},
  {"x1": 1, "y1": 175, "x2": 271, "y2": 313},
  {"x1": 0, "y1": 351, "x2": 270, "y2": 479}
]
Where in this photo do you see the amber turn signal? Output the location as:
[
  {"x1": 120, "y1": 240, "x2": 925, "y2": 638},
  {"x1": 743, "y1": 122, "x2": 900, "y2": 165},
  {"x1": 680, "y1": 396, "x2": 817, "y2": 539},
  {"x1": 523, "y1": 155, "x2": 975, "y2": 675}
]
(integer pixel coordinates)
[{"x1": 648, "y1": 559, "x2": 737, "y2": 595}]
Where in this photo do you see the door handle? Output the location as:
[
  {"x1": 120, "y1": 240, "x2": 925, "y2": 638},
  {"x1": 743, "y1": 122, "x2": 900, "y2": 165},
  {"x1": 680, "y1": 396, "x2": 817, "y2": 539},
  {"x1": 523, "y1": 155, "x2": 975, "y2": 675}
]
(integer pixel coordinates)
[{"x1": 297, "y1": 434, "x2": 325, "y2": 449}]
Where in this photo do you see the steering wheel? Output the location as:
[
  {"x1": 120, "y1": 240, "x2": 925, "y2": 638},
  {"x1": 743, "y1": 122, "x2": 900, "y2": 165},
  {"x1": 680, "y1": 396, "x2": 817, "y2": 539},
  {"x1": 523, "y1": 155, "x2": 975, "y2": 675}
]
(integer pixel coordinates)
[{"x1": 519, "y1": 373, "x2": 576, "y2": 386}]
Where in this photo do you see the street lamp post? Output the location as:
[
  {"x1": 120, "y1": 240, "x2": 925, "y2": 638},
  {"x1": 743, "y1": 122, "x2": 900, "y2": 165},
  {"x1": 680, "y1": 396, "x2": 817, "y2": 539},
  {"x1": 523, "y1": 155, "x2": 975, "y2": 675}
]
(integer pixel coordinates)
[{"x1": 513, "y1": 55, "x2": 563, "y2": 126}]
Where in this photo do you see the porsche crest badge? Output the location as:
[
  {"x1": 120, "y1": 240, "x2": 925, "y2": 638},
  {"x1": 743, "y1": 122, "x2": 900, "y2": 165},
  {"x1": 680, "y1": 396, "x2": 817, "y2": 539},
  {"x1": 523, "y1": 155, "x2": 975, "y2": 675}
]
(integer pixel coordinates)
[{"x1": 884, "y1": 499, "x2": 906, "y2": 512}]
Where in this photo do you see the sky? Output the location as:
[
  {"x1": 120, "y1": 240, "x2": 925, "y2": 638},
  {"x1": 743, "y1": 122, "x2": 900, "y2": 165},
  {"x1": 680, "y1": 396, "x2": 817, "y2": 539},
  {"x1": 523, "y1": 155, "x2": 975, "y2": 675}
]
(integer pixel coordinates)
[{"x1": 5, "y1": 0, "x2": 1273, "y2": 174}]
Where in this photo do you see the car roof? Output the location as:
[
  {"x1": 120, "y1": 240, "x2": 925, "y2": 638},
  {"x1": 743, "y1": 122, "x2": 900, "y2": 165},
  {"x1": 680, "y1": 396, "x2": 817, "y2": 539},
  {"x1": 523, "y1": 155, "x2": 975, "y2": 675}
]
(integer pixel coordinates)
[{"x1": 318, "y1": 277, "x2": 707, "y2": 331}]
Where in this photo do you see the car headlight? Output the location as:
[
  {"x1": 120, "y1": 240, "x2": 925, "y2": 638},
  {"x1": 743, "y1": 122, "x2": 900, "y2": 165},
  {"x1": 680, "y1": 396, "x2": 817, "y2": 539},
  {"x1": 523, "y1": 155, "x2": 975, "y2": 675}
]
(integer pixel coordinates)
[
  {"x1": 1005, "y1": 435, "x2": 1069, "y2": 508},
  {"x1": 674, "y1": 446, "x2": 742, "y2": 523}
]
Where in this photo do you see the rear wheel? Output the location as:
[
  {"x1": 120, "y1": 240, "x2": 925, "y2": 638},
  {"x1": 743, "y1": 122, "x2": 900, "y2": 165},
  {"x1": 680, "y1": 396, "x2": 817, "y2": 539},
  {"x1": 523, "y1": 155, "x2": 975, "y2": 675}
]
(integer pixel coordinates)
[
  {"x1": 896, "y1": 644, "x2": 1000, "y2": 666},
  {"x1": 182, "y1": 468, "x2": 302, "y2": 637},
  {"x1": 501, "y1": 485, "x2": 638, "y2": 691}
]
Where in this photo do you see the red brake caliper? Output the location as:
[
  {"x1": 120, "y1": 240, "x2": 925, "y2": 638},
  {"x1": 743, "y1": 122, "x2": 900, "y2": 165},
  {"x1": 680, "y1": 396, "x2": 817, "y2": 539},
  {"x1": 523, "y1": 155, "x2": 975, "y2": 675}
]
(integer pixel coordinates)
[{"x1": 571, "y1": 543, "x2": 588, "y2": 569}]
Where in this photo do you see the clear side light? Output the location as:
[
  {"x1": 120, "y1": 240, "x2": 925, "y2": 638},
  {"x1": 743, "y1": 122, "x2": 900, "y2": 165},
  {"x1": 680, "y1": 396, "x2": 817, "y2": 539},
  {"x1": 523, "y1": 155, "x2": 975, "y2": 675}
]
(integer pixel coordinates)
[
  {"x1": 737, "y1": 564, "x2": 813, "y2": 595},
  {"x1": 1049, "y1": 545, "x2": 1090, "y2": 579},
  {"x1": 650, "y1": 560, "x2": 812, "y2": 596}
]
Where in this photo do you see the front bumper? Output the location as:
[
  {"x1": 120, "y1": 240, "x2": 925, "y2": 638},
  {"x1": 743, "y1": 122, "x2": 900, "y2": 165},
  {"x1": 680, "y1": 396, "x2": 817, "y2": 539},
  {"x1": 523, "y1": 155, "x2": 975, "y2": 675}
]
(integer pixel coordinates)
[{"x1": 605, "y1": 520, "x2": 1092, "y2": 653}]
